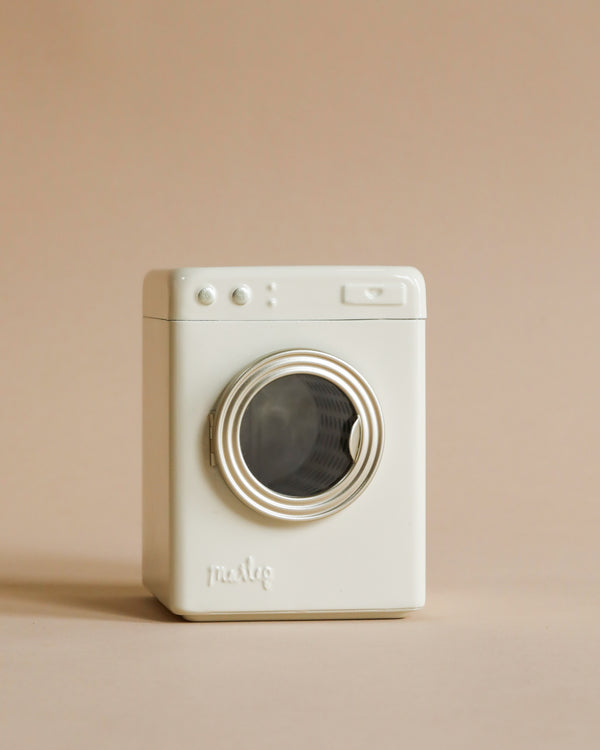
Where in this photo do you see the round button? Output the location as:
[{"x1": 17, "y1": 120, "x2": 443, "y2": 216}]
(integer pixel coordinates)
[
  {"x1": 197, "y1": 285, "x2": 217, "y2": 305},
  {"x1": 231, "y1": 285, "x2": 252, "y2": 305}
]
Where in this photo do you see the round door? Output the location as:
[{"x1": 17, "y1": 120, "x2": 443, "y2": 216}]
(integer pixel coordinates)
[{"x1": 211, "y1": 349, "x2": 384, "y2": 521}]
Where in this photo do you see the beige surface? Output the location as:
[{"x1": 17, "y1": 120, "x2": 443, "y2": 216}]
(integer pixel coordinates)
[{"x1": 1, "y1": 2, "x2": 599, "y2": 747}]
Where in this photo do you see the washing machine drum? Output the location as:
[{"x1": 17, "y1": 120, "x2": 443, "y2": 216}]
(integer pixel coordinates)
[{"x1": 211, "y1": 350, "x2": 384, "y2": 521}]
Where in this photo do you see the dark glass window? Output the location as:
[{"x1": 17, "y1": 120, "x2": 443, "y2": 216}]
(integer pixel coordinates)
[{"x1": 239, "y1": 374, "x2": 357, "y2": 497}]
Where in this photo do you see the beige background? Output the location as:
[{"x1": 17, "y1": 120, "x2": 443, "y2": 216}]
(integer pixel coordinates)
[{"x1": 1, "y1": 1, "x2": 599, "y2": 747}]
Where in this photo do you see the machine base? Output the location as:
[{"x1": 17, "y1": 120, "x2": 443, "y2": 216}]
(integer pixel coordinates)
[{"x1": 179, "y1": 607, "x2": 419, "y2": 622}]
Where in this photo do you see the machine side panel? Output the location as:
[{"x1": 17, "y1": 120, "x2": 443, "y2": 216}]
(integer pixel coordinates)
[{"x1": 142, "y1": 317, "x2": 172, "y2": 606}]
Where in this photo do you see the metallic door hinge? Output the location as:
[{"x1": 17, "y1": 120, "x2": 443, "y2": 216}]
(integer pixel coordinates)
[{"x1": 208, "y1": 411, "x2": 216, "y2": 467}]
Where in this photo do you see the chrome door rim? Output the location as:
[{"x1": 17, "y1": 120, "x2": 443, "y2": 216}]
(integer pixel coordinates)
[{"x1": 212, "y1": 349, "x2": 384, "y2": 521}]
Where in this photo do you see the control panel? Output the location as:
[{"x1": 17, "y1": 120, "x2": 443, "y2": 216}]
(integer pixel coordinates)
[{"x1": 143, "y1": 267, "x2": 426, "y2": 321}]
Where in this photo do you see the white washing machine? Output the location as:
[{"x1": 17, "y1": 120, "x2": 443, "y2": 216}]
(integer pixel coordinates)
[{"x1": 143, "y1": 266, "x2": 426, "y2": 620}]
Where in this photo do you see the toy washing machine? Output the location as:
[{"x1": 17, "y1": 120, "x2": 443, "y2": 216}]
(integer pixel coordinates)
[{"x1": 143, "y1": 266, "x2": 426, "y2": 620}]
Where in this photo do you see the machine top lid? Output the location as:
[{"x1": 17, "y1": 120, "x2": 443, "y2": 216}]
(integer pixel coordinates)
[{"x1": 143, "y1": 266, "x2": 426, "y2": 321}]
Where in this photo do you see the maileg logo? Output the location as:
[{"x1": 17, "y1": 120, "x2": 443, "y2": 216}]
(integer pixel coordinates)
[{"x1": 208, "y1": 556, "x2": 274, "y2": 591}]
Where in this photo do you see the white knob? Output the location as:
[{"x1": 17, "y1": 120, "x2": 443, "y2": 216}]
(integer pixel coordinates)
[
  {"x1": 197, "y1": 286, "x2": 217, "y2": 305},
  {"x1": 231, "y1": 285, "x2": 252, "y2": 305}
]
